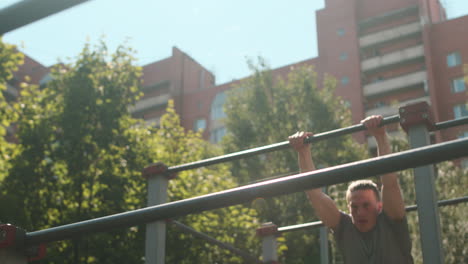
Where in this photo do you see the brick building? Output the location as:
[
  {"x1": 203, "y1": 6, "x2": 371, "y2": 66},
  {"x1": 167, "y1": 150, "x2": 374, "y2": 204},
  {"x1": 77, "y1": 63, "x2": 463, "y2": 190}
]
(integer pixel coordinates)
[{"x1": 8, "y1": 0, "x2": 468, "y2": 146}]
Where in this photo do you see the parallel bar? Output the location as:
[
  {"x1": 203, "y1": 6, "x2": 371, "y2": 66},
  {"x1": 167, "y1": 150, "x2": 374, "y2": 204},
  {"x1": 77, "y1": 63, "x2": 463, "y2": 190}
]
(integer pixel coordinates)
[
  {"x1": 405, "y1": 196, "x2": 468, "y2": 212},
  {"x1": 25, "y1": 137, "x2": 468, "y2": 245},
  {"x1": 278, "y1": 196, "x2": 468, "y2": 233},
  {"x1": 171, "y1": 221, "x2": 261, "y2": 264},
  {"x1": 433, "y1": 116, "x2": 468, "y2": 130},
  {"x1": 0, "y1": 0, "x2": 90, "y2": 35},
  {"x1": 168, "y1": 115, "x2": 401, "y2": 172}
]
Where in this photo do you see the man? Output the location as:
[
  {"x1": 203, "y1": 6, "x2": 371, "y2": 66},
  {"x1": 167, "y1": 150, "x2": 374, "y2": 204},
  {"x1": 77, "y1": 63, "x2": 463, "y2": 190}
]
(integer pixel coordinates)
[{"x1": 288, "y1": 115, "x2": 413, "y2": 263}]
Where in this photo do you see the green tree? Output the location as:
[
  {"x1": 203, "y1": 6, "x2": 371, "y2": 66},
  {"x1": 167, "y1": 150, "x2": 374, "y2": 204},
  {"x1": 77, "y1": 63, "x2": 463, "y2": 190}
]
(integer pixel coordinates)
[
  {"x1": 157, "y1": 101, "x2": 259, "y2": 263},
  {"x1": 0, "y1": 41, "x2": 148, "y2": 264},
  {"x1": 377, "y1": 138, "x2": 467, "y2": 264},
  {"x1": 0, "y1": 38, "x2": 23, "y2": 181},
  {"x1": 0, "y1": 41, "x2": 259, "y2": 263},
  {"x1": 222, "y1": 58, "x2": 368, "y2": 263},
  {"x1": 400, "y1": 161, "x2": 468, "y2": 264}
]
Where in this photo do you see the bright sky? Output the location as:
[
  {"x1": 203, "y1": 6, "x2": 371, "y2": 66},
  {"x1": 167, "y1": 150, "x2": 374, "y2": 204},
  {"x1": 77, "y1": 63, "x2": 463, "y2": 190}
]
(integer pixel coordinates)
[{"x1": 2, "y1": 0, "x2": 468, "y2": 84}]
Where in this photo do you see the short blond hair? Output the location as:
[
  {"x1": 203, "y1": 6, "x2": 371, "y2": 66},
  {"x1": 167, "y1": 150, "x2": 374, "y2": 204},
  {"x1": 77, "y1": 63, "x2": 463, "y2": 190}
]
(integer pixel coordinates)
[{"x1": 346, "y1": 180, "x2": 381, "y2": 202}]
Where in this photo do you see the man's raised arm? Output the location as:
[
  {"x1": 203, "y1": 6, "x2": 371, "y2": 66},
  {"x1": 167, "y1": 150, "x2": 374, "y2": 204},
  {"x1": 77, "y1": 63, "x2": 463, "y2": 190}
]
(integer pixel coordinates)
[
  {"x1": 361, "y1": 115, "x2": 406, "y2": 220},
  {"x1": 289, "y1": 131, "x2": 341, "y2": 229}
]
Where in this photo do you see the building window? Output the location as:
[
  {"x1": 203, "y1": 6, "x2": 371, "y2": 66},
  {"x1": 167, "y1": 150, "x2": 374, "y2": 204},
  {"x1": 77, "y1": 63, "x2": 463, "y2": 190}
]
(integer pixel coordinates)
[
  {"x1": 194, "y1": 119, "x2": 206, "y2": 131},
  {"x1": 343, "y1": 100, "x2": 351, "y2": 108},
  {"x1": 210, "y1": 127, "x2": 226, "y2": 143},
  {"x1": 451, "y1": 77, "x2": 466, "y2": 93},
  {"x1": 447, "y1": 52, "x2": 461, "y2": 67},
  {"x1": 374, "y1": 101, "x2": 387, "y2": 108},
  {"x1": 211, "y1": 92, "x2": 227, "y2": 121},
  {"x1": 461, "y1": 159, "x2": 468, "y2": 170},
  {"x1": 458, "y1": 131, "x2": 468, "y2": 139},
  {"x1": 341, "y1": 76, "x2": 349, "y2": 85},
  {"x1": 453, "y1": 103, "x2": 468, "y2": 119},
  {"x1": 337, "y1": 28, "x2": 345, "y2": 36},
  {"x1": 340, "y1": 52, "x2": 348, "y2": 60}
]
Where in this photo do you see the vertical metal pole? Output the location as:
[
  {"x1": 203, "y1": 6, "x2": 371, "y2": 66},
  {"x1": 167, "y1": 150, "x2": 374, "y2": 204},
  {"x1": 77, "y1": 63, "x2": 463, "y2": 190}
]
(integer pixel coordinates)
[
  {"x1": 400, "y1": 102, "x2": 444, "y2": 264},
  {"x1": 256, "y1": 222, "x2": 279, "y2": 263},
  {"x1": 319, "y1": 187, "x2": 329, "y2": 264},
  {"x1": 407, "y1": 125, "x2": 444, "y2": 264},
  {"x1": 0, "y1": 249, "x2": 27, "y2": 264},
  {"x1": 143, "y1": 163, "x2": 173, "y2": 264}
]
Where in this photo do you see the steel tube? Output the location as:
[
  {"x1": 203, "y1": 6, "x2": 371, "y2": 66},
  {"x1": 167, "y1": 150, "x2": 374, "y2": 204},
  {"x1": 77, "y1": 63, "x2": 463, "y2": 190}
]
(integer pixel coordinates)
[
  {"x1": 434, "y1": 116, "x2": 468, "y2": 131},
  {"x1": 0, "y1": 0, "x2": 90, "y2": 35},
  {"x1": 24, "y1": 137, "x2": 468, "y2": 245},
  {"x1": 168, "y1": 115, "x2": 401, "y2": 173},
  {"x1": 171, "y1": 221, "x2": 261, "y2": 264}
]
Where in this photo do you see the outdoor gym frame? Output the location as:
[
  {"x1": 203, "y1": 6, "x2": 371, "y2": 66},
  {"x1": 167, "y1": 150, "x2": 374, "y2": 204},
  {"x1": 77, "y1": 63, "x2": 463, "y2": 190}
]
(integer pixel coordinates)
[{"x1": 1, "y1": 102, "x2": 468, "y2": 264}]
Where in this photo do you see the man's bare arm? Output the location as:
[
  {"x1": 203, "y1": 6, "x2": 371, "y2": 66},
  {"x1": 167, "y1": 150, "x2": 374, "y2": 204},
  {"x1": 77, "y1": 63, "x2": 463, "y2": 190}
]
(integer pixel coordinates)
[
  {"x1": 289, "y1": 132, "x2": 341, "y2": 229},
  {"x1": 362, "y1": 116, "x2": 406, "y2": 220}
]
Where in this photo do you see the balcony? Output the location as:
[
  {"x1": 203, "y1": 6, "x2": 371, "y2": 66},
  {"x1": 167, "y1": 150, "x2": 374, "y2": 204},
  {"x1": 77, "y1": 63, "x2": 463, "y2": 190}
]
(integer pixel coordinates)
[
  {"x1": 144, "y1": 116, "x2": 161, "y2": 127},
  {"x1": 361, "y1": 45, "x2": 424, "y2": 72},
  {"x1": 129, "y1": 94, "x2": 171, "y2": 114},
  {"x1": 365, "y1": 96, "x2": 430, "y2": 117},
  {"x1": 363, "y1": 71, "x2": 427, "y2": 97},
  {"x1": 359, "y1": 22, "x2": 421, "y2": 48}
]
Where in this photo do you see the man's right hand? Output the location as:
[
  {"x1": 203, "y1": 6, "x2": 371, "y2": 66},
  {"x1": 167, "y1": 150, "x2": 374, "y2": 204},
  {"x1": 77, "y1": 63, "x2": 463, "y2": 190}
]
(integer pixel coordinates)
[{"x1": 288, "y1": 131, "x2": 313, "y2": 154}]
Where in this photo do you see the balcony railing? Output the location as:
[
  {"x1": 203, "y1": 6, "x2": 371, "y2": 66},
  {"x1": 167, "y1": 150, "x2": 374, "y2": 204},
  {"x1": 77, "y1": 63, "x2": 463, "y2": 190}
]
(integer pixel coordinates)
[
  {"x1": 128, "y1": 94, "x2": 170, "y2": 114},
  {"x1": 363, "y1": 71, "x2": 427, "y2": 97},
  {"x1": 359, "y1": 22, "x2": 421, "y2": 48},
  {"x1": 365, "y1": 96, "x2": 430, "y2": 117},
  {"x1": 361, "y1": 45, "x2": 424, "y2": 72}
]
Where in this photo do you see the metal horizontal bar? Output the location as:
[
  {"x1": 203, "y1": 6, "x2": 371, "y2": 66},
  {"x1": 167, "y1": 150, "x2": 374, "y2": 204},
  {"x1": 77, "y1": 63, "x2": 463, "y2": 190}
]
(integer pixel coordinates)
[
  {"x1": 277, "y1": 221, "x2": 323, "y2": 233},
  {"x1": 278, "y1": 196, "x2": 468, "y2": 233},
  {"x1": 171, "y1": 220, "x2": 262, "y2": 264},
  {"x1": 405, "y1": 196, "x2": 468, "y2": 212},
  {"x1": 25, "y1": 137, "x2": 468, "y2": 245},
  {"x1": 168, "y1": 115, "x2": 401, "y2": 173},
  {"x1": 0, "y1": 0, "x2": 90, "y2": 35},
  {"x1": 434, "y1": 116, "x2": 468, "y2": 131}
]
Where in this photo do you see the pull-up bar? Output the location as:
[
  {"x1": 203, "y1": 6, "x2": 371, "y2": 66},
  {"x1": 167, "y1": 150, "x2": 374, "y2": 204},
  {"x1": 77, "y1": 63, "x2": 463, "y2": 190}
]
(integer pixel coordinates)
[
  {"x1": 168, "y1": 115, "x2": 401, "y2": 172},
  {"x1": 167, "y1": 115, "x2": 468, "y2": 173},
  {"x1": 25, "y1": 136, "x2": 468, "y2": 245},
  {"x1": 0, "y1": 0, "x2": 91, "y2": 35}
]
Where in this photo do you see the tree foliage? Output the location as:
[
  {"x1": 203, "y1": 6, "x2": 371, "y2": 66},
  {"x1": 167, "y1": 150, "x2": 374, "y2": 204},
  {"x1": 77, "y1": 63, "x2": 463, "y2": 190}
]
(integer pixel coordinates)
[
  {"x1": 0, "y1": 37, "x2": 23, "y2": 181},
  {"x1": 399, "y1": 161, "x2": 468, "y2": 264},
  {"x1": 222, "y1": 58, "x2": 368, "y2": 263},
  {"x1": 0, "y1": 41, "x2": 258, "y2": 263}
]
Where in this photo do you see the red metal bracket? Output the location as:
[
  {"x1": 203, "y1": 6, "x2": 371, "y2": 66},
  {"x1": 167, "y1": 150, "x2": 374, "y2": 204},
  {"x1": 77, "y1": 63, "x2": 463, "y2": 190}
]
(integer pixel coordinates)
[
  {"x1": 256, "y1": 222, "x2": 278, "y2": 237},
  {"x1": 0, "y1": 224, "x2": 19, "y2": 249},
  {"x1": 142, "y1": 162, "x2": 177, "y2": 180},
  {"x1": 399, "y1": 101, "x2": 436, "y2": 133}
]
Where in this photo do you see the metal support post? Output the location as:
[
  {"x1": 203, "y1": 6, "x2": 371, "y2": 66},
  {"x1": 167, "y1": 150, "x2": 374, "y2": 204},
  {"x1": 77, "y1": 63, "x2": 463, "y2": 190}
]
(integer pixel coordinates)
[
  {"x1": 142, "y1": 162, "x2": 176, "y2": 264},
  {"x1": 319, "y1": 187, "x2": 329, "y2": 264},
  {"x1": 400, "y1": 102, "x2": 444, "y2": 264},
  {"x1": 256, "y1": 222, "x2": 279, "y2": 264}
]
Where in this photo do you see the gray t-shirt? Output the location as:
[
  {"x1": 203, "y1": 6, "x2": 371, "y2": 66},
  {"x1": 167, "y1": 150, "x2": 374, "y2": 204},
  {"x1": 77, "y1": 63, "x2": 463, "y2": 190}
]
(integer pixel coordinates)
[{"x1": 333, "y1": 211, "x2": 414, "y2": 264}]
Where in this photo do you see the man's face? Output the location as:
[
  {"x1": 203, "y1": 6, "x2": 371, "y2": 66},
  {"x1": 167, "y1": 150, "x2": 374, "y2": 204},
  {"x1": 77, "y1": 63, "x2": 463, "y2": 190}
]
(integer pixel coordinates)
[{"x1": 348, "y1": 189, "x2": 382, "y2": 232}]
